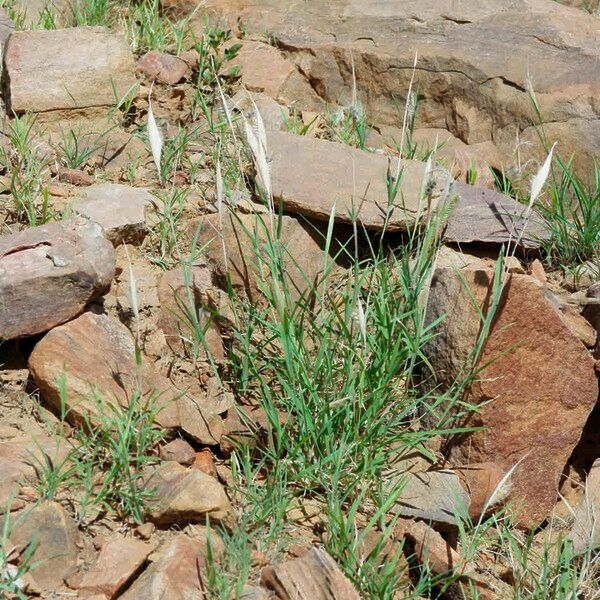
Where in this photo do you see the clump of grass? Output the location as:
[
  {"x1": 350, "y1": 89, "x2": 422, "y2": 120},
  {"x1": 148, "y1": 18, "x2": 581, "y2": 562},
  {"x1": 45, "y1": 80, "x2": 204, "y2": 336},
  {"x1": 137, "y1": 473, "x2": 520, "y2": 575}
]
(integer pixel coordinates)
[
  {"x1": 0, "y1": 113, "x2": 53, "y2": 226},
  {"x1": 535, "y1": 158, "x2": 600, "y2": 277}
]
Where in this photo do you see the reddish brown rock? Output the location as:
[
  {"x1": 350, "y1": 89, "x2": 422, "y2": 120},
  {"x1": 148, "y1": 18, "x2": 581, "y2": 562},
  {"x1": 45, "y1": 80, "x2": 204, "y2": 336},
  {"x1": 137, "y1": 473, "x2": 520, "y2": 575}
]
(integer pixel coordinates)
[
  {"x1": 0, "y1": 218, "x2": 114, "y2": 339},
  {"x1": 28, "y1": 312, "x2": 180, "y2": 430},
  {"x1": 159, "y1": 439, "x2": 196, "y2": 466},
  {"x1": 4, "y1": 27, "x2": 136, "y2": 114},
  {"x1": 230, "y1": 40, "x2": 320, "y2": 109},
  {"x1": 137, "y1": 51, "x2": 188, "y2": 85},
  {"x1": 261, "y1": 548, "x2": 360, "y2": 600},
  {"x1": 119, "y1": 532, "x2": 223, "y2": 600},
  {"x1": 10, "y1": 502, "x2": 79, "y2": 592},
  {"x1": 193, "y1": 448, "x2": 217, "y2": 478},
  {"x1": 405, "y1": 521, "x2": 462, "y2": 575},
  {"x1": 457, "y1": 462, "x2": 508, "y2": 520},
  {"x1": 145, "y1": 462, "x2": 231, "y2": 526},
  {"x1": 78, "y1": 537, "x2": 155, "y2": 599},
  {"x1": 58, "y1": 167, "x2": 94, "y2": 186},
  {"x1": 424, "y1": 247, "x2": 598, "y2": 528}
]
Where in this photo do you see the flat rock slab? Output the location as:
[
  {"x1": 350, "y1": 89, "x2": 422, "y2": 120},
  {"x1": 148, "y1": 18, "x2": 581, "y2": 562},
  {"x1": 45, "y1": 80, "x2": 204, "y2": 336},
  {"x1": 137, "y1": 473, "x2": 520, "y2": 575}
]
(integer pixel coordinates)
[
  {"x1": 261, "y1": 548, "x2": 360, "y2": 600},
  {"x1": 445, "y1": 182, "x2": 549, "y2": 249},
  {"x1": 10, "y1": 502, "x2": 79, "y2": 592},
  {"x1": 145, "y1": 461, "x2": 231, "y2": 526},
  {"x1": 28, "y1": 312, "x2": 180, "y2": 430},
  {"x1": 78, "y1": 536, "x2": 156, "y2": 599},
  {"x1": 119, "y1": 533, "x2": 223, "y2": 600},
  {"x1": 392, "y1": 468, "x2": 470, "y2": 526},
  {"x1": 4, "y1": 27, "x2": 136, "y2": 114},
  {"x1": 569, "y1": 459, "x2": 600, "y2": 554},
  {"x1": 268, "y1": 130, "x2": 450, "y2": 231},
  {"x1": 73, "y1": 183, "x2": 155, "y2": 246},
  {"x1": 424, "y1": 247, "x2": 598, "y2": 529},
  {"x1": 0, "y1": 218, "x2": 114, "y2": 339}
]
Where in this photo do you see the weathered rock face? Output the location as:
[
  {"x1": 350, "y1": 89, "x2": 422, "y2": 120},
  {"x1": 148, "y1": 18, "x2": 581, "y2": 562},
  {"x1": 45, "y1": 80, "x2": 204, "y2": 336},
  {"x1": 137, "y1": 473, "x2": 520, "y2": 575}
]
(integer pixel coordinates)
[
  {"x1": 0, "y1": 218, "x2": 115, "y2": 339},
  {"x1": 201, "y1": 0, "x2": 600, "y2": 173},
  {"x1": 261, "y1": 548, "x2": 361, "y2": 600},
  {"x1": 268, "y1": 131, "x2": 450, "y2": 231},
  {"x1": 119, "y1": 532, "x2": 223, "y2": 600},
  {"x1": 28, "y1": 312, "x2": 180, "y2": 429},
  {"x1": 4, "y1": 27, "x2": 136, "y2": 114},
  {"x1": 424, "y1": 248, "x2": 598, "y2": 529},
  {"x1": 73, "y1": 183, "x2": 154, "y2": 246},
  {"x1": 231, "y1": 41, "x2": 322, "y2": 110}
]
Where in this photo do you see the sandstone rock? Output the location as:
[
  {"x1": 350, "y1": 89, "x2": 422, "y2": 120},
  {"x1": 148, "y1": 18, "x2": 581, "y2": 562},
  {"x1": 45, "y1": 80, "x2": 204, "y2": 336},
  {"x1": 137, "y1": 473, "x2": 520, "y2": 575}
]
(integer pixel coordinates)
[
  {"x1": 4, "y1": 27, "x2": 136, "y2": 114},
  {"x1": 0, "y1": 10, "x2": 14, "y2": 55},
  {"x1": 201, "y1": 0, "x2": 600, "y2": 174},
  {"x1": 196, "y1": 211, "x2": 347, "y2": 303},
  {"x1": 568, "y1": 459, "x2": 600, "y2": 553},
  {"x1": 10, "y1": 502, "x2": 79, "y2": 591},
  {"x1": 73, "y1": 183, "x2": 154, "y2": 246},
  {"x1": 457, "y1": 462, "x2": 508, "y2": 520},
  {"x1": 0, "y1": 218, "x2": 114, "y2": 339},
  {"x1": 529, "y1": 259, "x2": 547, "y2": 285},
  {"x1": 145, "y1": 461, "x2": 231, "y2": 526},
  {"x1": 424, "y1": 247, "x2": 598, "y2": 528},
  {"x1": 444, "y1": 182, "x2": 548, "y2": 250},
  {"x1": 231, "y1": 41, "x2": 321, "y2": 110},
  {"x1": 119, "y1": 532, "x2": 223, "y2": 600},
  {"x1": 157, "y1": 264, "x2": 224, "y2": 360},
  {"x1": 137, "y1": 51, "x2": 188, "y2": 85},
  {"x1": 268, "y1": 130, "x2": 450, "y2": 231},
  {"x1": 0, "y1": 435, "x2": 69, "y2": 506},
  {"x1": 78, "y1": 537, "x2": 155, "y2": 599},
  {"x1": 405, "y1": 521, "x2": 462, "y2": 575},
  {"x1": 28, "y1": 312, "x2": 180, "y2": 430},
  {"x1": 261, "y1": 548, "x2": 360, "y2": 600},
  {"x1": 58, "y1": 168, "x2": 94, "y2": 186},
  {"x1": 159, "y1": 439, "x2": 196, "y2": 466},
  {"x1": 193, "y1": 448, "x2": 218, "y2": 478}
]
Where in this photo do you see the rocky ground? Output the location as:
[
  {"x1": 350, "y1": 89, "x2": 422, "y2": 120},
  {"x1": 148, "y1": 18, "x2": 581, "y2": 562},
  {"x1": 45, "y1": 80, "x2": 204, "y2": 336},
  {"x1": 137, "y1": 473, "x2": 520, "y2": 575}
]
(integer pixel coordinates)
[{"x1": 0, "y1": 1, "x2": 599, "y2": 599}]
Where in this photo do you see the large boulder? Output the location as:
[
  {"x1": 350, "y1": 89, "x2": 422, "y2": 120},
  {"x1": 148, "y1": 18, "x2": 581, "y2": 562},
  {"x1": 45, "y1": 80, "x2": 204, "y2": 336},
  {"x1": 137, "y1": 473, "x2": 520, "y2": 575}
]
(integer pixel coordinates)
[
  {"x1": 423, "y1": 247, "x2": 598, "y2": 529},
  {"x1": 0, "y1": 218, "x2": 114, "y2": 339},
  {"x1": 4, "y1": 27, "x2": 136, "y2": 114},
  {"x1": 201, "y1": 0, "x2": 600, "y2": 173}
]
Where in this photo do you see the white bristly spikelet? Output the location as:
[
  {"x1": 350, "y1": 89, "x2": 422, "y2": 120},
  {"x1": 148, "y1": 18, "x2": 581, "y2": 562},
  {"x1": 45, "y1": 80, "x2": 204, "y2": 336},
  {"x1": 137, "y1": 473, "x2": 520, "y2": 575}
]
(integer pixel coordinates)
[
  {"x1": 357, "y1": 297, "x2": 367, "y2": 343},
  {"x1": 147, "y1": 84, "x2": 163, "y2": 184},
  {"x1": 395, "y1": 51, "x2": 418, "y2": 183},
  {"x1": 215, "y1": 158, "x2": 228, "y2": 271},
  {"x1": 530, "y1": 142, "x2": 557, "y2": 207}
]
